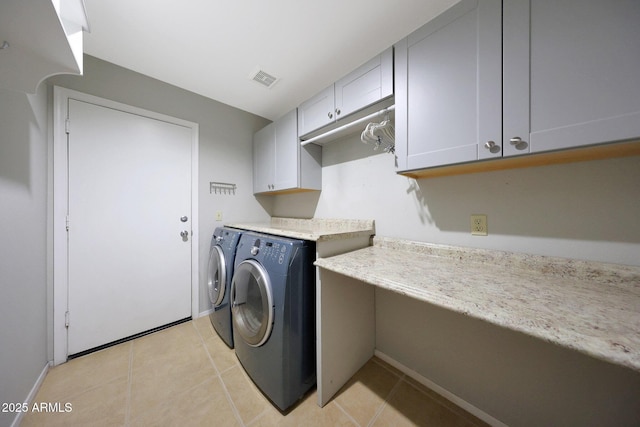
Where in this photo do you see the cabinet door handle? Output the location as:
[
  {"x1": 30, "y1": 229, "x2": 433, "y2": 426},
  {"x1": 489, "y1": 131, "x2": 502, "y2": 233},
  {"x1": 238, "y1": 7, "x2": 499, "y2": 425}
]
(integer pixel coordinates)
[
  {"x1": 484, "y1": 140, "x2": 500, "y2": 153},
  {"x1": 335, "y1": 108, "x2": 341, "y2": 116},
  {"x1": 510, "y1": 137, "x2": 528, "y2": 150},
  {"x1": 327, "y1": 112, "x2": 333, "y2": 119}
]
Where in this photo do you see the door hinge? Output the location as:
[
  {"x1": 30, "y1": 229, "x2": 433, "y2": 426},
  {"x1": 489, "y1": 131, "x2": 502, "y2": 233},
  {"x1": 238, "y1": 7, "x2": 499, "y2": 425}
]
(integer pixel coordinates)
[
  {"x1": 65, "y1": 311, "x2": 70, "y2": 328},
  {"x1": 65, "y1": 215, "x2": 70, "y2": 231},
  {"x1": 65, "y1": 118, "x2": 71, "y2": 134}
]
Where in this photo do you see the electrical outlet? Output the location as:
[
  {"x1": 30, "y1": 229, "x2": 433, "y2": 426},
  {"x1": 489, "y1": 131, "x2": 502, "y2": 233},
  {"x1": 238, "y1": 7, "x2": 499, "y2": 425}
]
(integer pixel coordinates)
[
  {"x1": 471, "y1": 214, "x2": 487, "y2": 236},
  {"x1": 215, "y1": 211, "x2": 223, "y2": 221}
]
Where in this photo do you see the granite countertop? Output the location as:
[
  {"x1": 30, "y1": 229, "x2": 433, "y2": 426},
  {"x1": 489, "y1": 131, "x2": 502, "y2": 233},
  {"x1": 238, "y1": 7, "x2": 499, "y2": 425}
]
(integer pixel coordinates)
[
  {"x1": 226, "y1": 217, "x2": 375, "y2": 242},
  {"x1": 314, "y1": 236, "x2": 640, "y2": 373}
]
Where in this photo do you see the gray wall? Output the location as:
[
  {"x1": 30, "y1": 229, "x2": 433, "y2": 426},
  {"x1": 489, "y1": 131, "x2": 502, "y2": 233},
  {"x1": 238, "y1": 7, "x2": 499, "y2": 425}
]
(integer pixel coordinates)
[
  {"x1": 273, "y1": 135, "x2": 640, "y2": 266},
  {"x1": 0, "y1": 85, "x2": 49, "y2": 427},
  {"x1": 48, "y1": 55, "x2": 271, "y2": 315},
  {"x1": 270, "y1": 134, "x2": 640, "y2": 425}
]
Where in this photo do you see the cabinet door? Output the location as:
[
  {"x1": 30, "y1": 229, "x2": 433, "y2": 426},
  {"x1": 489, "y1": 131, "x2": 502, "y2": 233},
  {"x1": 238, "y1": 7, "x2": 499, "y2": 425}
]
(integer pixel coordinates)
[
  {"x1": 253, "y1": 122, "x2": 275, "y2": 194},
  {"x1": 395, "y1": 0, "x2": 502, "y2": 171},
  {"x1": 335, "y1": 47, "x2": 393, "y2": 120},
  {"x1": 273, "y1": 109, "x2": 299, "y2": 191},
  {"x1": 504, "y1": 0, "x2": 640, "y2": 155},
  {"x1": 298, "y1": 85, "x2": 335, "y2": 136}
]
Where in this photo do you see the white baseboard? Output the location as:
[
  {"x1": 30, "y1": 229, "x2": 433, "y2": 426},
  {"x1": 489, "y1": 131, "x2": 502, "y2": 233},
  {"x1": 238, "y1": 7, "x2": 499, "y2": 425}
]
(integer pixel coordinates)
[
  {"x1": 10, "y1": 362, "x2": 50, "y2": 427},
  {"x1": 374, "y1": 350, "x2": 507, "y2": 427},
  {"x1": 198, "y1": 308, "x2": 213, "y2": 318}
]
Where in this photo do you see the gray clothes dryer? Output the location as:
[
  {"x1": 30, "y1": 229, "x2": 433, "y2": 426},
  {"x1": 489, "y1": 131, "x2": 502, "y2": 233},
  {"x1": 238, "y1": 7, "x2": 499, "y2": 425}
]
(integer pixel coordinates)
[{"x1": 230, "y1": 232, "x2": 316, "y2": 411}]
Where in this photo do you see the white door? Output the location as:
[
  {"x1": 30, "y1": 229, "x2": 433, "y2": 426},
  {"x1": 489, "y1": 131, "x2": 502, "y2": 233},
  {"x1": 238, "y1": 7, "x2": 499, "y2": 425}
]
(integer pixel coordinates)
[{"x1": 66, "y1": 99, "x2": 192, "y2": 355}]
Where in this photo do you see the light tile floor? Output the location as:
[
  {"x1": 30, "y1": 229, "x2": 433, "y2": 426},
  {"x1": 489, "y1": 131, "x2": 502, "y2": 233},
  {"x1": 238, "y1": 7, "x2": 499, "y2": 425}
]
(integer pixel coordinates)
[{"x1": 21, "y1": 316, "x2": 489, "y2": 426}]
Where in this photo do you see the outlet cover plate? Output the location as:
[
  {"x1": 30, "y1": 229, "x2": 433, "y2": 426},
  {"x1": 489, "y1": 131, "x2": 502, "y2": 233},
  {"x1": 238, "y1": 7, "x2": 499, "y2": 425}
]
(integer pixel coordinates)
[{"x1": 471, "y1": 214, "x2": 487, "y2": 236}]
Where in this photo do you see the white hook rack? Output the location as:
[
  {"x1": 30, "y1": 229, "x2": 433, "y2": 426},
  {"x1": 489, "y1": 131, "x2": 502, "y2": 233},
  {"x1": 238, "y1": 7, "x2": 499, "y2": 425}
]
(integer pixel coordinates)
[{"x1": 210, "y1": 182, "x2": 237, "y2": 195}]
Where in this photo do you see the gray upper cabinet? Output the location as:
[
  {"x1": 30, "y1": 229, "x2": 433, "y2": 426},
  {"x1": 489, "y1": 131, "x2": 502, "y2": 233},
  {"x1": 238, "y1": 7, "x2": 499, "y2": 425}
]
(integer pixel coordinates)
[
  {"x1": 253, "y1": 109, "x2": 322, "y2": 195},
  {"x1": 298, "y1": 47, "x2": 393, "y2": 137},
  {"x1": 253, "y1": 121, "x2": 276, "y2": 194},
  {"x1": 504, "y1": 0, "x2": 640, "y2": 155},
  {"x1": 395, "y1": 0, "x2": 502, "y2": 172},
  {"x1": 396, "y1": 0, "x2": 640, "y2": 175},
  {"x1": 297, "y1": 85, "x2": 336, "y2": 138}
]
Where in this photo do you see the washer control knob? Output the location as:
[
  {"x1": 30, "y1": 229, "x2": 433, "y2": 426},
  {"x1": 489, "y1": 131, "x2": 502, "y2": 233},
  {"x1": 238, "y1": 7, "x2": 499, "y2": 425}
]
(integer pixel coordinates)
[{"x1": 251, "y1": 246, "x2": 259, "y2": 256}]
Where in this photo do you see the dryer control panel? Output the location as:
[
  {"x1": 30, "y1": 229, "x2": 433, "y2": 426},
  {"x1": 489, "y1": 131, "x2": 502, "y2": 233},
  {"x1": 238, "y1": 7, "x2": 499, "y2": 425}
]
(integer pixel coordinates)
[{"x1": 261, "y1": 241, "x2": 289, "y2": 265}]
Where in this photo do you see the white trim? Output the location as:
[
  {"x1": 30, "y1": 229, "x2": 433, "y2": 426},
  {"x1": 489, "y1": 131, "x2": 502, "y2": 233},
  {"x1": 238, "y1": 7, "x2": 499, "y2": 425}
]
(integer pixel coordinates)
[
  {"x1": 52, "y1": 86, "x2": 199, "y2": 365},
  {"x1": 190, "y1": 108, "x2": 200, "y2": 322},
  {"x1": 10, "y1": 362, "x2": 50, "y2": 427},
  {"x1": 374, "y1": 350, "x2": 508, "y2": 427},
  {"x1": 198, "y1": 308, "x2": 213, "y2": 318}
]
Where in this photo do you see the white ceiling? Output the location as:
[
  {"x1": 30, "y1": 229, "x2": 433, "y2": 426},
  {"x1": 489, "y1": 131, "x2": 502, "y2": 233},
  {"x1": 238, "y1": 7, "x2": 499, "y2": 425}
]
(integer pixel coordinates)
[{"x1": 83, "y1": 0, "x2": 456, "y2": 121}]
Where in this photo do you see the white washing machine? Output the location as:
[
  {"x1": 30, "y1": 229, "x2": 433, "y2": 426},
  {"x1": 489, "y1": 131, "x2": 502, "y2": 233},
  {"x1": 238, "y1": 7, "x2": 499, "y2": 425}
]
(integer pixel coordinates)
[
  {"x1": 207, "y1": 227, "x2": 243, "y2": 348},
  {"x1": 230, "y1": 232, "x2": 316, "y2": 411}
]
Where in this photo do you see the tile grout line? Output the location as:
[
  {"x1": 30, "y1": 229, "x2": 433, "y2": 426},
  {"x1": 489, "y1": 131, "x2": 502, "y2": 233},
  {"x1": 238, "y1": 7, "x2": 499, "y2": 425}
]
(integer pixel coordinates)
[
  {"x1": 192, "y1": 318, "x2": 246, "y2": 426},
  {"x1": 192, "y1": 319, "x2": 222, "y2": 377},
  {"x1": 244, "y1": 406, "x2": 272, "y2": 427},
  {"x1": 332, "y1": 399, "x2": 363, "y2": 427},
  {"x1": 213, "y1": 367, "x2": 245, "y2": 424},
  {"x1": 366, "y1": 372, "x2": 405, "y2": 427},
  {"x1": 124, "y1": 341, "x2": 134, "y2": 426}
]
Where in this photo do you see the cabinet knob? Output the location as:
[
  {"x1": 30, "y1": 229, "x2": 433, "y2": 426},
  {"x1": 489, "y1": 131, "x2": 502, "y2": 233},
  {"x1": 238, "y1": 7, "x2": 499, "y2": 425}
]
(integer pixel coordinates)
[
  {"x1": 484, "y1": 141, "x2": 500, "y2": 153},
  {"x1": 509, "y1": 136, "x2": 528, "y2": 150},
  {"x1": 335, "y1": 108, "x2": 341, "y2": 116},
  {"x1": 327, "y1": 112, "x2": 333, "y2": 119}
]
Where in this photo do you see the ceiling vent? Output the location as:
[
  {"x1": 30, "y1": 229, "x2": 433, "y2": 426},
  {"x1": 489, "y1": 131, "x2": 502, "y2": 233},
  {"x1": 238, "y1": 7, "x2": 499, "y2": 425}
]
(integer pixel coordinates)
[{"x1": 250, "y1": 68, "x2": 279, "y2": 88}]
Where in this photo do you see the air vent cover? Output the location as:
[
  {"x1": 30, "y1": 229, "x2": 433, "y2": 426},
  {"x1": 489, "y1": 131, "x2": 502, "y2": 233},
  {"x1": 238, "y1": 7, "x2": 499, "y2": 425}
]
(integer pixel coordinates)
[{"x1": 250, "y1": 69, "x2": 279, "y2": 88}]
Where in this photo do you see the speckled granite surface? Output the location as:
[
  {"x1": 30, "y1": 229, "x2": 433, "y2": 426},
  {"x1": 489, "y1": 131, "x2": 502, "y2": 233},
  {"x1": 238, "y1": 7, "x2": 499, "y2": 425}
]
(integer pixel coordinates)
[
  {"x1": 315, "y1": 236, "x2": 640, "y2": 372},
  {"x1": 226, "y1": 217, "x2": 375, "y2": 242}
]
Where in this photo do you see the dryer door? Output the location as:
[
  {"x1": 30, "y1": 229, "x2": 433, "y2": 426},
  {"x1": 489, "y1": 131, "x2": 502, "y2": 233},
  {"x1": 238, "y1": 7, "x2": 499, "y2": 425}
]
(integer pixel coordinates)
[
  {"x1": 231, "y1": 259, "x2": 274, "y2": 347},
  {"x1": 207, "y1": 245, "x2": 226, "y2": 307}
]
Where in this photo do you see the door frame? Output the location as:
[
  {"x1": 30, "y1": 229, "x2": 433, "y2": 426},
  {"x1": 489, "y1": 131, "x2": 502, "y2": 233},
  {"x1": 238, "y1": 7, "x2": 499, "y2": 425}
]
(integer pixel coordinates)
[{"x1": 52, "y1": 86, "x2": 199, "y2": 365}]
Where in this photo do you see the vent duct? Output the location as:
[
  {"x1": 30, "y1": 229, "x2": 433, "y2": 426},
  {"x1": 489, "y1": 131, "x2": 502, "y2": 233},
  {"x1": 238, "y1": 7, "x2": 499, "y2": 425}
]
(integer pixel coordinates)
[{"x1": 250, "y1": 69, "x2": 279, "y2": 88}]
